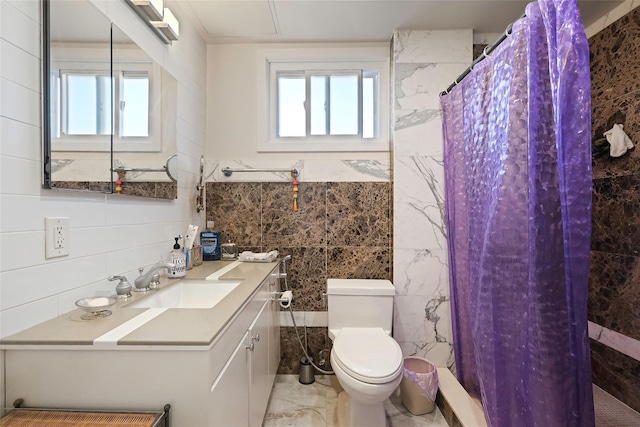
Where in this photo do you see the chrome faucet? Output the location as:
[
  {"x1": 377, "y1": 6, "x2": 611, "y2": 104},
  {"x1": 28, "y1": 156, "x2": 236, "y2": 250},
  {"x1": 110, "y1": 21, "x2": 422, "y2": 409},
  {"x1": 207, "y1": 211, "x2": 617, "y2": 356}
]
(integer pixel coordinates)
[{"x1": 135, "y1": 261, "x2": 175, "y2": 291}]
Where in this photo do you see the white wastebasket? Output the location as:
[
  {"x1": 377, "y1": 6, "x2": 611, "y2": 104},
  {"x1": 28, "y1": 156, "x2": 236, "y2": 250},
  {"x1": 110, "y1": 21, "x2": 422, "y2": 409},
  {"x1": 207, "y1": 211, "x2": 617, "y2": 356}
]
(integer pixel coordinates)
[{"x1": 400, "y1": 356, "x2": 438, "y2": 415}]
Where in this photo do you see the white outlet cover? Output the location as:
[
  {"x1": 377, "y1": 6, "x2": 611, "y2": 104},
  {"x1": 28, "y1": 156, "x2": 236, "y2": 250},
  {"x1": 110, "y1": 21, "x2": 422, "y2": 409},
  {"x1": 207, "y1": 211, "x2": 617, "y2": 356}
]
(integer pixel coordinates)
[{"x1": 45, "y1": 217, "x2": 70, "y2": 258}]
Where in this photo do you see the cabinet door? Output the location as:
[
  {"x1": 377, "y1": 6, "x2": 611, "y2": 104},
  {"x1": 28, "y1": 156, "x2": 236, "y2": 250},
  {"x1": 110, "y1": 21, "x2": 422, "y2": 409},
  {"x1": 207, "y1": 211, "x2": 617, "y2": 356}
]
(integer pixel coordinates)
[
  {"x1": 249, "y1": 300, "x2": 271, "y2": 427},
  {"x1": 268, "y1": 283, "x2": 280, "y2": 382},
  {"x1": 210, "y1": 331, "x2": 250, "y2": 427}
]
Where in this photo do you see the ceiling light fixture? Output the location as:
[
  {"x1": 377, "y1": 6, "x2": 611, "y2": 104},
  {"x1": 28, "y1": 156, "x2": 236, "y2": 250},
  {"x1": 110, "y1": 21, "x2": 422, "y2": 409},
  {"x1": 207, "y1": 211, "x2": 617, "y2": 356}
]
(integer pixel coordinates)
[
  {"x1": 151, "y1": 8, "x2": 179, "y2": 43},
  {"x1": 130, "y1": 0, "x2": 163, "y2": 21},
  {"x1": 125, "y1": 0, "x2": 179, "y2": 44}
]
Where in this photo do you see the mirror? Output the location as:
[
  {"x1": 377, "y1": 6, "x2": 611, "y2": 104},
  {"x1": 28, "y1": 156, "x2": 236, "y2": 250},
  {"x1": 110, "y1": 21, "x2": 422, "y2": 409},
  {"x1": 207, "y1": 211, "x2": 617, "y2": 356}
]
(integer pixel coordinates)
[{"x1": 43, "y1": 0, "x2": 178, "y2": 199}]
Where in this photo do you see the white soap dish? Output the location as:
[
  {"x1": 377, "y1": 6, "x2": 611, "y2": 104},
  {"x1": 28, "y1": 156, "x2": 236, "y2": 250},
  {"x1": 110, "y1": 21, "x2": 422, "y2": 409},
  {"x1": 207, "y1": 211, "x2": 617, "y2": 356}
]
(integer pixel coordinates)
[{"x1": 75, "y1": 296, "x2": 117, "y2": 320}]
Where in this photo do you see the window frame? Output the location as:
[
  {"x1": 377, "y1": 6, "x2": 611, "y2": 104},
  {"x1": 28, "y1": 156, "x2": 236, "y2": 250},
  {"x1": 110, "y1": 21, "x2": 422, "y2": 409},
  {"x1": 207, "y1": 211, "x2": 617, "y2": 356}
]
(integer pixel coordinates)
[{"x1": 257, "y1": 47, "x2": 390, "y2": 152}]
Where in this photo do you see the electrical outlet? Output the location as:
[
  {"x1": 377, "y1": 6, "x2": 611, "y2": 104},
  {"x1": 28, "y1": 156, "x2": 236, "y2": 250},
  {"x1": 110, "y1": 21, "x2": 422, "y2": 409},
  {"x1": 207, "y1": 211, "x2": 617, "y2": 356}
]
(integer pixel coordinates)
[{"x1": 45, "y1": 217, "x2": 70, "y2": 258}]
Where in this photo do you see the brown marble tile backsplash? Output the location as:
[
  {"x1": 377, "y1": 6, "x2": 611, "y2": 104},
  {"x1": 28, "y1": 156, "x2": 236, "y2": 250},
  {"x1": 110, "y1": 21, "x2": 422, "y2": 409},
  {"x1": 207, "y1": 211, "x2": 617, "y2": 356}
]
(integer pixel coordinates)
[{"x1": 207, "y1": 181, "x2": 392, "y2": 374}]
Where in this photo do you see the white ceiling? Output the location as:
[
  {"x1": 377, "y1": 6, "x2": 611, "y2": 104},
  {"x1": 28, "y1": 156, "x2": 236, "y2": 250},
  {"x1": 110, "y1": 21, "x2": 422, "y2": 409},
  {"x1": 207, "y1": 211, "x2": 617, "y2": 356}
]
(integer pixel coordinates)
[{"x1": 181, "y1": 0, "x2": 624, "y2": 44}]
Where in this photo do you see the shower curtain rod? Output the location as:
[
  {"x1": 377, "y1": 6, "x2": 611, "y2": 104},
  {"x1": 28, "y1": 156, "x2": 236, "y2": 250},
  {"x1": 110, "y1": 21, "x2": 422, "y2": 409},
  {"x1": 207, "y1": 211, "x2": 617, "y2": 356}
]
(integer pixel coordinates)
[{"x1": 439, "y1": 12, "x2": 526, "y2": 97}]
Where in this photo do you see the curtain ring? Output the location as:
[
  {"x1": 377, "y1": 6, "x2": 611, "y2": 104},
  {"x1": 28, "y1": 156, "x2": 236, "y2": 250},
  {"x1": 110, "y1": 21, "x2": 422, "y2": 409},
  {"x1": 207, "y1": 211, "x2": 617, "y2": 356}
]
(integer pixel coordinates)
[
  {"x1": 482, "y1": 44, "x2": 491, "y2": 58},
  {"x1": 505, "y1": 23, "x2": 514, "y2": 36}
]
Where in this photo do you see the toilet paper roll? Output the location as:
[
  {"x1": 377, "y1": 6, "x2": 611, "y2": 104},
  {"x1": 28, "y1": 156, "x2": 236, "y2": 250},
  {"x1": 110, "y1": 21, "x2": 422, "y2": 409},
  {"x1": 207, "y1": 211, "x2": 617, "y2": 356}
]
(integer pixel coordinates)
[{"x1": 279, "y1": 291, "x2": 293, "y2": 308}]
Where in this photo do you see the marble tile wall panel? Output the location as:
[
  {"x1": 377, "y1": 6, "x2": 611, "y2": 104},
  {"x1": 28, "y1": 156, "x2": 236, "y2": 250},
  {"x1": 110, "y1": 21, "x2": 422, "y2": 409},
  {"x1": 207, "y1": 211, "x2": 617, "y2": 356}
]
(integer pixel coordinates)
[
  {"x1": 326, "y1": 182, "x2": 390, "y2": 247},
  {"x1": 590, "y1": 7, "x2": 640, "y2": 106},
  {"x1": 591, "y1": 174, "x2": 640, "y2": 256},
  {"x1": 589, "y1": 251, "x2": 640, "y2": 341},
  {"x1": 326, "y1": 247, "x2": 390, "y2": 280},
  {"x1": 394, "y1": 110, "x2": 443, "y2": 157},
  {"x1": 395, "y1": 63, "x2": 470, "y2": 110},
  {"x1": 589, "y1": 9, "x2": 640, "y2": 411},
  {"x1": 591, "y1": 340, "x2": 640, "y2": 412},
  {"x1": 394, "y1": 30, "x2": 472, "y2": 64},
  {"x1": 392, "y1": 30, "x2": 468, "y2": 369},
  {"x1": 206, "y1": 182, "x2": 262, "y2": 247},
  {"x1": 304, "y1": 159, "x2": 391, "y2": 182},
  {"x1": 263, "y1": 183, "x2": 327, "y2": 247},
  {"x1": 590, "y1": 7, "x2": 640, "y2": 179}
]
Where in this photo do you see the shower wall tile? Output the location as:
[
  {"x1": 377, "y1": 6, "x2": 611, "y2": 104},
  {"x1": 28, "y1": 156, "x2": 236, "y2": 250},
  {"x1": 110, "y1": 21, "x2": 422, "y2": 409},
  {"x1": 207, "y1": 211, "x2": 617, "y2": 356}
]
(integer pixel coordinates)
[
  {"x1": 590, "y1": 339, "x2": 640, "y2": 413},
  {"x1": 591, "y1": 174, "x2": 640, "y2": 256},
  {"x1": 589, "y1": 251, "x2": 640, "y2": 341},
  {"x1": 395, "y1": 109, "x2": 443, "y2": 157},
  {"x1": 589, "y1": 9, "x2": 640, "y2": 411},
  {"x1": 394, "y1": 29, "x2": 472, "y2": 64},
  {"x1": 393, "y1": 295, "x2": 454, "y2": 368},
  {"x1": 392, "y1": 30, "x2": 469, "y2": 369},
  {"x1": 394, "y1": 202, "x2": 447, "y2": 251},
  {"x1": 590, "y1": 7, "x2": 640, "y2": 107},
  {"x1": 591, "y1": 94, "x2": 640, "y2": 180},
  {"x1": 590, "y1": 6, "x2": 640, "y2": 180},
  {"x1": 394, "y1": 249, "x2": 448, "y2": 296},
  {"x1": 394, "y1": 155, "x2": 445, "y2": 206},
  {"x1": 395, "y1": 63, "x2": 469, "y2": 110}
]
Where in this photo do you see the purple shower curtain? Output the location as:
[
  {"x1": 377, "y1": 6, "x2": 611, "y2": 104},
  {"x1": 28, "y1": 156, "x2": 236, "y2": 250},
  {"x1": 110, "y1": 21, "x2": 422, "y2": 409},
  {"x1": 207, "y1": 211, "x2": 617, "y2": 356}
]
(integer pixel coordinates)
[{"x1": 440, "y1": 1, "x2": 594, "y2": 426}]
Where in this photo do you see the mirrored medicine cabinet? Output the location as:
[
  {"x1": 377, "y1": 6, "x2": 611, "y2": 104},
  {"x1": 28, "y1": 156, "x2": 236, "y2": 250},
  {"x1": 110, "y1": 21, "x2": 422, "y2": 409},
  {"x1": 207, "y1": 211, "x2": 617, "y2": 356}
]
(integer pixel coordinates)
[{"x1": 42, "y1": 0, "x2": 178, "y2": 199}]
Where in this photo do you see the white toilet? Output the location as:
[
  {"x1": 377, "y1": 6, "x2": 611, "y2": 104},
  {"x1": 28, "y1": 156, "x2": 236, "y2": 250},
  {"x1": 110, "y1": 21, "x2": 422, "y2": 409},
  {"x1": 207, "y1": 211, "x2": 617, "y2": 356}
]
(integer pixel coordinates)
[{"x1": 327, "y1": 279, "x2": 403, "y2": 427}]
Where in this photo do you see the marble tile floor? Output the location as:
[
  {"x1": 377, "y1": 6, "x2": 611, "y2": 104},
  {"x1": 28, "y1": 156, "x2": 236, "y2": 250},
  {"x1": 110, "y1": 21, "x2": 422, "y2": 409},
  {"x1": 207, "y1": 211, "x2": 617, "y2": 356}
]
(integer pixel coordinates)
[{"x1": 263, "y1": 375, "x2": 448, "y2": 427}]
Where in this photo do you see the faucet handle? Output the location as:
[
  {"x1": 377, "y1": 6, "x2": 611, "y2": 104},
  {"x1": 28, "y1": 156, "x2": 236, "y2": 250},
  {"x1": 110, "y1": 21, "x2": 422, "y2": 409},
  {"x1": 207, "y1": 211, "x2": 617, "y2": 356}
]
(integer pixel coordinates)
[
  {"x1": 149, "y1": 273, "x2": 161, "y2": 290},
  {"x1": 138, "y1": 267, "x2": 145, "y2": 275},
  {"x1": 108, "y1": 275, "x2": 132, "y2": 299}
]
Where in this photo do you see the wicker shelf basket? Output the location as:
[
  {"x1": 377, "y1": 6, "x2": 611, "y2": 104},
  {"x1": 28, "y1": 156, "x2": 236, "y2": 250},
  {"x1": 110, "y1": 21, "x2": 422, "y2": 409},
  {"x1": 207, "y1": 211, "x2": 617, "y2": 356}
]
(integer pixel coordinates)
[{"x1": 0, "y1": 401, "x2": 170, "y2": 427}]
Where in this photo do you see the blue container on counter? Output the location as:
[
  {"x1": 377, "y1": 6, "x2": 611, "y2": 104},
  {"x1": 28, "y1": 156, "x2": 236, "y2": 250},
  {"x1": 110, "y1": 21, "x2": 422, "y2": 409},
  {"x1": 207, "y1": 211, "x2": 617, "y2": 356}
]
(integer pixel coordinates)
[{"x1": 200, "y1": 231, "x2": 221, "y2": 261}]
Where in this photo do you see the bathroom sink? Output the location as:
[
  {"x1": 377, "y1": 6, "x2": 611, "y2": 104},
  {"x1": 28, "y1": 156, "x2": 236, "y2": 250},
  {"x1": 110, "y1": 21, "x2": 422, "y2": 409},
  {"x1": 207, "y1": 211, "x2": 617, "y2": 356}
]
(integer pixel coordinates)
[{"x1": 125, "y1": 280, "x2": 242, "y2": 309}]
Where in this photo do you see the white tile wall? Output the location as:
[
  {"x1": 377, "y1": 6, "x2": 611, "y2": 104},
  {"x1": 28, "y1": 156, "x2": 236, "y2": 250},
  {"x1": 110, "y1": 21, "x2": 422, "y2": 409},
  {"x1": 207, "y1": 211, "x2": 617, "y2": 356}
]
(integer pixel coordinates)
[{"x1": 0, "y1": 0, "x2": 207, "y2": 338}]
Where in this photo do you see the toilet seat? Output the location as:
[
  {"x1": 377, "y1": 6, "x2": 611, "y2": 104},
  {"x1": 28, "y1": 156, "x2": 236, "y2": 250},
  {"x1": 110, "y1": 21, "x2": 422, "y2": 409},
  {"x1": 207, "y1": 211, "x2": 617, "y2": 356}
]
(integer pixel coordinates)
[{"x1": 332, "y1": 327, "x2": 403, "y2": 384}]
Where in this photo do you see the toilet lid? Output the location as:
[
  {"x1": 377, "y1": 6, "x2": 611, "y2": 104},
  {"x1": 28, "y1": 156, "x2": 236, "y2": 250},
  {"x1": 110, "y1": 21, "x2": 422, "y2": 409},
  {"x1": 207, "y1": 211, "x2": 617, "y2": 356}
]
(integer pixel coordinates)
[{"x1": 332, "y1": 328, "x2": 403, "y2": 384}]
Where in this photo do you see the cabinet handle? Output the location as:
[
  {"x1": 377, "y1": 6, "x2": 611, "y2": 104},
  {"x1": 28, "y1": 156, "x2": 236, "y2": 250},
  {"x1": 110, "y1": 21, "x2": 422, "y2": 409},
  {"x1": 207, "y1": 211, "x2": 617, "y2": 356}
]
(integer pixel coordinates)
[
  {"x1": 246, "y1": 342, "x2": 255, "y2": 352},
  {"x1": 252, "y1": 334, "x2": 260, "y2": 343}
]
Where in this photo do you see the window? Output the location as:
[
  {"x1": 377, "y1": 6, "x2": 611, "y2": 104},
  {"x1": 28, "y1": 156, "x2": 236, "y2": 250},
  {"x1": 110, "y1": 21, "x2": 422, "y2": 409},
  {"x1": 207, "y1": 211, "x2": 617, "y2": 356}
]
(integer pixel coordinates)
[
  {"x1": 120, "y1": 72, "x2": 150, "y2": 138},
  {"x1": 50, "y1": 45, "x2": 161, "y2": 152},
  {"x1": 258, "y1": 47, "x2": 389, "y2": 152}
]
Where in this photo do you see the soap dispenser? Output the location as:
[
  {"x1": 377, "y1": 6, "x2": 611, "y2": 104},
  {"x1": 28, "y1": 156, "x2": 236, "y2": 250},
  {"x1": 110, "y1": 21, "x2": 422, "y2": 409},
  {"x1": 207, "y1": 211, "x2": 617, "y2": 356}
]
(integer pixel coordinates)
[{"x1": 168, "y1": 237, "x2": 186, "y2": 279}]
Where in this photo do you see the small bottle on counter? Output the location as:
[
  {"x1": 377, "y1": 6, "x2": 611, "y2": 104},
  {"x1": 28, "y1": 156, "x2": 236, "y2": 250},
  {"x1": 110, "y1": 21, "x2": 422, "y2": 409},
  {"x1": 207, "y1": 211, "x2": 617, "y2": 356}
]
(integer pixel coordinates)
[{"x1": 168, "y1": 237, "x2": 186, "y2": 278}]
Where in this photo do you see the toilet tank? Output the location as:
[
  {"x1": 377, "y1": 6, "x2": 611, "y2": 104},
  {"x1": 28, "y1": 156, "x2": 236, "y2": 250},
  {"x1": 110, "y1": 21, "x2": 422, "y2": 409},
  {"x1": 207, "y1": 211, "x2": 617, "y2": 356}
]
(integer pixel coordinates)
[{"x1": 327, "y1": 279, "x2": 395, "y2": 340}]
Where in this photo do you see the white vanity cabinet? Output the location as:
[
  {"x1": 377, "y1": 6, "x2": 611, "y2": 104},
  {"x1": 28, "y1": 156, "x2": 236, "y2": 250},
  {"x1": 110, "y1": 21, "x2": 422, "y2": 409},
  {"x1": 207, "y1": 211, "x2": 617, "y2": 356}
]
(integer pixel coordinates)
[
  {"x1": 209, "y1": 277, "x2": 279, "y2": 427},
  {"x1": 4, "y1": 265, "x2": 281, "y2": 427}
]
